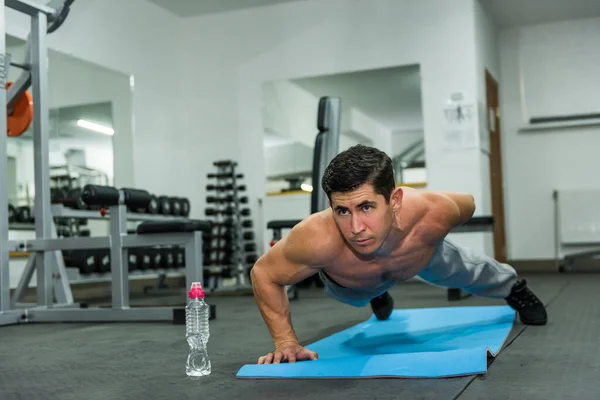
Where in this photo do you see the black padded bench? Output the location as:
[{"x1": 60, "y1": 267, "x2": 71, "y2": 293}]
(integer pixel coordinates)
[
  {"x1": 136, "y1": 219, "x2": 212, "y2": 234},
  {"x1": 135, "y1": 218, "x2": 216, "y2": 321}
]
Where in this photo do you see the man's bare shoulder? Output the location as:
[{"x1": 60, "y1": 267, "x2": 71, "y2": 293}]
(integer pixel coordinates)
[
  {"x1": 404, "y1": 189, "x2": 458, "y2": 242},
  {"x1": 280, "y1": 209, "x2": 343, "y2": 266}
]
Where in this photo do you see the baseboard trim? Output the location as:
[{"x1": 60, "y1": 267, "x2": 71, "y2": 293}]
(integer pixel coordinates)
[{"x1": 508, "y1": 259, "x2": 559, "y2": 272}]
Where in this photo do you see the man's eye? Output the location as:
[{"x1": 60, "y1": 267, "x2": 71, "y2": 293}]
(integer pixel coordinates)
[
  {"x1": 338, "y1": 210, "x2": 349, "y2": 216},
  {"x1": 362, "y1": 205, "x2": 372, "y2": 211}
]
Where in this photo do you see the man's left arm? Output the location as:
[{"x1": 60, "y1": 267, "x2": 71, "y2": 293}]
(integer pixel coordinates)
[{"x1": 437, "y1": 191, "x2": 476, "y2": 225}]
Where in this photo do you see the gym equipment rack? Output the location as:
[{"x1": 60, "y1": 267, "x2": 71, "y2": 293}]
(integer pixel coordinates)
[
  {"x1": 0, "y1": 0, "x2": 214, "y2": 326},
  {"x1": 204, "y1": 160, "x2": 257, "y2": 292}
]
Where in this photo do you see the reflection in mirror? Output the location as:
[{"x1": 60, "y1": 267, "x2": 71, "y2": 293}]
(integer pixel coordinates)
[
  {"x1": 5, "y1": 34, "x2": 133, "y2": 239},
  {"x1": 261, "y1": 64, "x2": 426, "y2": 197}
]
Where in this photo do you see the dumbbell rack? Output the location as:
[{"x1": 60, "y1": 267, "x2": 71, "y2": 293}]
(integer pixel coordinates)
[
  {"x1": 204, "y1": 160, "x2": 257, "y2": 293},
  {"x1": 4, "y1": 185, "x2": 218, "y2": 325},
  {"x1": 9, "y1": 203, "x2": 190, "y2": 308}
]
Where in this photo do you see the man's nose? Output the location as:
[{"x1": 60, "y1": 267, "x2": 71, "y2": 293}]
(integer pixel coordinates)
[{"x1": 351, "y1": 217, "x2": 365, "y2": 234}]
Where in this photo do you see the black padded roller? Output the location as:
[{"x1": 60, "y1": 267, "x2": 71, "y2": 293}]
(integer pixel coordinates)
[
  {"x1": 317, "y1": 96, "x2": 329, "y2": 132},
  {"x1": 81, "y1": 185, "x2": 120, "y2": 206},
  {"x1": 121, "y1": 188, "x2": 151, "y2": 211}
]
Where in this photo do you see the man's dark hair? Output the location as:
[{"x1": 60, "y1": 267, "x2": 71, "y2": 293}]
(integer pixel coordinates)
[{"x1": 321, "y1": 144, "x2": 396, "y2": 203}]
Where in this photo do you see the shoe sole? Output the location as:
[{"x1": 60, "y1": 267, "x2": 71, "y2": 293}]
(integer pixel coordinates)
[{"x1": 521, "y1": 318, "x2": 547, "y2": 326}]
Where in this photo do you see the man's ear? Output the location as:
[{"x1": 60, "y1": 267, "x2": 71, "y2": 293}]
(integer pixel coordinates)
[{"x1": 391, "y1": 187, "x2": 403, "y2": 211}]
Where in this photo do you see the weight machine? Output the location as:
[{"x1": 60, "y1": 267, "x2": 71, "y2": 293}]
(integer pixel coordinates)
[{"x1": 1, "y1": 0, "x2": 215, "y2": 327}]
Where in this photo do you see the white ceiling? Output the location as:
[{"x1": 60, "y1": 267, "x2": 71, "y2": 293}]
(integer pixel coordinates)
[
  {"x1": 479, "y1": 0, "x2": 600, "y2": 28},
  {"x1": 145, "y1": 0, "x2": 303, "y2": 17},
  {"x1": 145, "y1": 0, "x2": 600, "y2": 25},
  {"x1": 291, "y1": 65, "x2": 423, "y2": 132}
]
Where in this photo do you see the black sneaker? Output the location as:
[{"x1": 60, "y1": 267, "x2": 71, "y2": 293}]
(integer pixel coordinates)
[
  {"x1": 370, "y1": 291, "x2": 394, "y2": 321},
  {"x1": 505, "y1": 279, "x2": 547, "y2": 325}
]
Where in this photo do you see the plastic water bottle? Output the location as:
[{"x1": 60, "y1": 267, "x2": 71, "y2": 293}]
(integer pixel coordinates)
[{"x1": 185, "y1": 282, "x2": 211, "y2": 377}]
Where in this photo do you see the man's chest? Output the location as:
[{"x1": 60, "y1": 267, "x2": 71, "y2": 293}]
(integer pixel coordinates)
[{"x1": 325, "y1": 240, "x2": 438, "y2": 288}]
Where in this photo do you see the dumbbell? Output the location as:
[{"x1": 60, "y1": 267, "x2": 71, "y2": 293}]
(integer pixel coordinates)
[
  {"x1": 205, "y1": 207, "x2": 251, "y2": 216},
  {"x1": 150, "y1": 247, "x2": 164, "y2": 269},
  {"x1": 51, "y1": 187, "x2": 70, "y2": 204},
  {"x1": 15, "y1": 206, "x2": 32, "y2": 223},
  {"x1": 170, "y1": 198, "x2": 182, "y2": 216},
  {"x1": 70, "y1": 250, "x2": 97, "y2": 275},
  {"x1": 8, "y1": 204, "x2": 16, "y2": 223},
  {"x1": 213, "y1": 160, "x2": 237, "y2": 167},
  {"x1": 96, "y1": 249, "x2": 110, "y2": 273},
  {"x1": 180, "y1": 198, "x2": 190, "y2": 216},
  {"x1": 128, "y1": 248, "x2": 140, "y2": 272},
  {"x1": 206, "y1": 195, "x2": 248, "y2": 204},
  {"x1": 220, "y1": 266, "x2": 234, "y2": 278},
  {"x1": 139, "y1": 248, "x2": 152, "y2": 270},
  {"x1": 163, "y1": 197, "x2": 190, "y2": 216},
  {"x1": 176, "y1": 247, "x2": 185, "y2": 268},
  {"x1": 209, "y1": 232, "x2": 235, "y2": 240},
  {"x1": 207, "y1": 244, "x2": 234, "y2": 252},
  {"x1": 146, "y1": 195, "x2": 159, "y2": 214},
  {"x1": 206, "y1": 184, "x2": 246, "y2": 191},
  {"x1": 63, "y1": 188, "x2": 87, "y2": 209},
  {"x1": 243, "y1": 231, "x2": 254, "y2": 240},
  {"x1": 207, "y1": 173, "x2": 244, "y2": 179},
  {"x1": 157, "y1": 196, "x2": 172, "y2": 215},
  {"x1": 163, "y1": 247, "x2": 176, "y2": 269},
  {"x1": 211, "y1": 219, "x2": 252, "y2": 228},
  {"x1": 80, "y1": 185, "x2": 153, "y2": 214},
  {"x1": 246, "y1": 254, "x2": 258, "y2": 264},
  {"x1": 244, "y1": 243, "x2": 256, "y2": 252}
]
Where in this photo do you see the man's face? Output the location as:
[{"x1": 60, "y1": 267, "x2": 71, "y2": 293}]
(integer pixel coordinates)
[{"x1": 330, "y1": 183, "x2": 395, "y2": 255}]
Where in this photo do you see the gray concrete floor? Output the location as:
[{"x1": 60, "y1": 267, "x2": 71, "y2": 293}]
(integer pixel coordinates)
[{"x1": 0, "y1": 272, "x2": 587, "y2": 400}]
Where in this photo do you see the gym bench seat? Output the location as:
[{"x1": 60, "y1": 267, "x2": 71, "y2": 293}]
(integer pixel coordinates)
[{"x1": 136, "y1": 219, "x2": 212, "y2": 235}]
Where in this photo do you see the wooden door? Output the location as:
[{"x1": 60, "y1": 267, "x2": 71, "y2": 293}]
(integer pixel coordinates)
[{"x1": 486, "y1": 70, "x2": 507, "y2": 263}]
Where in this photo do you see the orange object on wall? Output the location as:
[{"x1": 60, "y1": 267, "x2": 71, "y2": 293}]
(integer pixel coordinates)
[{"x1": 6, "y1": 81, "x2": 33, "y2": 137}]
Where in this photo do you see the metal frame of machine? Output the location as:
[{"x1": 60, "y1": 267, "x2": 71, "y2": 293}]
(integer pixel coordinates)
[{"x1": 0, "y1": 0, "x2": 214, "y2": 327}]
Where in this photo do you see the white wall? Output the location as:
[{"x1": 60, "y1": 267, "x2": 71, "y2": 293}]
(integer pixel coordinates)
[
  {"x1": 5, "y1": 0, "x2": 196, "y2": 210},
  {"x1": 262, "y1": 80, "x2": 318, "y2": 148},
  {"x1": 392, "y1": 129, "x2": 423, "y2": 157},
  {"x1": 498, "y1": 16, "x2": 600, "y2": 260},
  {"x1": 348, "y1": 108, "x2": 392, "y2": 154},
  {"x1": 202, "y1": 0, "x2": 486, "y2": 253},
  {"x1": 516, "y1": 17, "x2": 600, "y2": 120},
  {"x1": 188, "y1": 0, "x2": 474, "y2": 253}
]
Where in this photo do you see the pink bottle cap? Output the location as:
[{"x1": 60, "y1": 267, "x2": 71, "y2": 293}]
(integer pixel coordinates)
[{"x1": 188, "y1": 282, "x2": 205, "y2": 299}]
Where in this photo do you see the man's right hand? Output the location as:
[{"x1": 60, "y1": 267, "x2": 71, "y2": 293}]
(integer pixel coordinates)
[{"x1": 257, "y1": 342, "x2": 318, "y2": 364}]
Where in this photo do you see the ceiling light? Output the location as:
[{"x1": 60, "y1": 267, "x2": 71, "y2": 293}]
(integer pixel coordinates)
[
  {"x1": 300, "y1": 183, "x2": 313, "y2": 192},
  {"x1": 76, "y1": 119, "x2": 114, "y2": 135}
]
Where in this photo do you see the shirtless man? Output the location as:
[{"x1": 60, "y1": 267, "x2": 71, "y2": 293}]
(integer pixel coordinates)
[{"x1": 250, "y1": 144, "x2": 547, "y2": 365}]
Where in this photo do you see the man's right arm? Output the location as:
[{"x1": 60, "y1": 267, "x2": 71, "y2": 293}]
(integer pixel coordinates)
[{"x1": 250, "y1": 219, "x2": 331, "y2": 348}]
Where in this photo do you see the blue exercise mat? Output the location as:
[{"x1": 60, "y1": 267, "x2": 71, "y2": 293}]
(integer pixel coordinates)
[{"x1": 236, "y1": 305, "x2": 515, "y2": 379}]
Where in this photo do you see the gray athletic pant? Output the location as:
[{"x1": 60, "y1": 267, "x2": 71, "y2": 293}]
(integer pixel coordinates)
[{"x1": 319, "y1": 237, "x2": 518, "y2": 307}]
